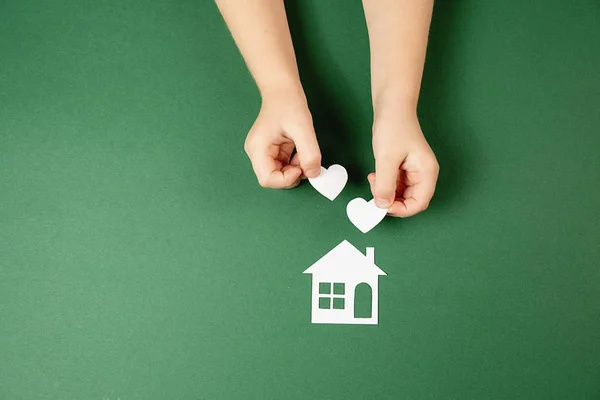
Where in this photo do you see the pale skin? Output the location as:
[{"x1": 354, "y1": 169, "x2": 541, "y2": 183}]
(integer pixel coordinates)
[{"x1": 216, "y1": 0, "x2": 439, "y2": 217}]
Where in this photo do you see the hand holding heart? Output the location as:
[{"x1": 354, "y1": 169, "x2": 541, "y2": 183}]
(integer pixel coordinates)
[
  {"x1": 243, "y1": 89, "x2": 438, "y2": 224},
  {"x1": 244, "y1": 91, "x2": 323, "y2": 189},
  {"x1": 309, "y1": 164, "x2": 388, "y2": 233},
  {"x1": 308, "y1": 165, "x2": 348, "y2": 201},
  {"x1": 369, "y1": 113, "x2": 440, "y2": 217}
]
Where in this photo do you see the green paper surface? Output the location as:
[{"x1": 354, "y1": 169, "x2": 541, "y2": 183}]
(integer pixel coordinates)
[{"x1": 1, "y1": 1, "x2": 599, "y2": 399}]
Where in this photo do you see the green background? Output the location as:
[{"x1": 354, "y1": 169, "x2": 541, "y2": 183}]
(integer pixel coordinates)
[{"x1": 1, "y1": 0, "x2": 599, "y2": 398}]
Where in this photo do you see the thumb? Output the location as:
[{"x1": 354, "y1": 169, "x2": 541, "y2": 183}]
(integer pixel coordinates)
[
  {"x1": 288, "y1": 125, "x2": 322, "y2": 178},
  {"x1": 374, "y1": 157, "x2": 399, "y2": 209}
]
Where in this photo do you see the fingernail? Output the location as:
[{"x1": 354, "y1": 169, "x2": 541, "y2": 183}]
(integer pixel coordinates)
[
  {"x1": 306, "y1": 168, "x2": 320, "y2": 178},
  {"x1": 375, "y1": 198, "x2": 391, "y2": 209}
]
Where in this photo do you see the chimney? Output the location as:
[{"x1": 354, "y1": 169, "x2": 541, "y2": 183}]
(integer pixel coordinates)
[{"x1": 366, "y1": 247, "x2": 375, "y2": 264}]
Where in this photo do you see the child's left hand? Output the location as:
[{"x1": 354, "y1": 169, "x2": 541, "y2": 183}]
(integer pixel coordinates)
[{"x1": 368, "y1": 111, "x2": 439, "y2": 217}]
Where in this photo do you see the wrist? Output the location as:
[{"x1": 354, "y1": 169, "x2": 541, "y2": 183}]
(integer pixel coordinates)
[
  {"x1": 258, "y1": 77, "x2": 305, "y2": 103},
  {"x1": 373, "y1": 94, "x2": 418, "y2": 121}
]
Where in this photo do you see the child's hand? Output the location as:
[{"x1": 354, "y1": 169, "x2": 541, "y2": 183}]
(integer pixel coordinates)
[
  {"x1": 368, "y1": 112, "x2": 439, "y2": 217},
  {"x1": 244, "y1": 91, "x2": 322, "y2": 189}
]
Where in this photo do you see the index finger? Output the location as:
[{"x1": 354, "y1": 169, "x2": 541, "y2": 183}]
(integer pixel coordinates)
[{"x1": 248, "y1": 148, "x2": 302, "y2": 189}]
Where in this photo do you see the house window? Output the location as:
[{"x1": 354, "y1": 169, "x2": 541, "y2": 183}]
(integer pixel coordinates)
[{"x1": 318, "y1": 282, "x2": 345, "y2": 310}]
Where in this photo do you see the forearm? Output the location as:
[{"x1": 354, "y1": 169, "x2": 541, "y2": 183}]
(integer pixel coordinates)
[
  {"x1": 362, "y1": 0, "x2": 434, "y2": 116},
  {"x1": 215, "y1": 0, "x2": 303, "y2": 98}
]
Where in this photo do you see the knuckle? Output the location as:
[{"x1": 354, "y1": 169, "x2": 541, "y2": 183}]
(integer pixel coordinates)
[
  {"x1": 243, "y1": 137, "x2": 254, "y2": 155},
  {"x1": 423, "y1": 155, "x2": 439, "y2": 173},
  {"x1": 244, "y1": 127, "x2": 263, "y2": 154},
  {"x1": 297, "y1": 110, "x2": 314, "y2": 125},
  {"x1": 428, "y1": 160, "x2": 440, "y2": 173},
  {"x1": 304, "y1": 153, "x2": 321, "y2": 166},
  {"x1": 257, "y1": 176, "x2": 271, "y2": 188},
  {"x1": 297, "y1": 115, "x2": 313, "y2": 129},
  {"x1": 258, "y1": 180, "x2": 271, "y2": 189},
  {"x1": 305, "y1": 110, "x2": 314, "y2": 123}
]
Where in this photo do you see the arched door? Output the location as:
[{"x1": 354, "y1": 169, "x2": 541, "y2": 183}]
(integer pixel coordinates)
[{"x1": 354, "y1": 282, "x2": 372, "y2": 319}]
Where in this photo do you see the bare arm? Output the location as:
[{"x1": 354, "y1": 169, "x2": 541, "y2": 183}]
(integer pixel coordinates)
[
  {"x1": 215, "y1": 0, "x2": 302, "y2": 97},
  {"x1": 363, "y1": 0, "x2": 433, "y2": 114},
  {"x1": 216, "y1": 0, "x2": 322, "y2": 187},
  {"x1": 362, "y1": 0, "x2": 439, "y2": 217}
]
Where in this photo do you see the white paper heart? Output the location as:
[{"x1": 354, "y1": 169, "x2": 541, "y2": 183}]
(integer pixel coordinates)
[
  {"x1": 346, "y1": 198, "x2": 387, "y2": 233},
  {"x1": 308, "y1": 164, "x2": 348, "y2": 201}
]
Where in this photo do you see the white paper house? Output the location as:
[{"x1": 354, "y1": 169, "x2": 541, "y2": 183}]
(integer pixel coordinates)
[{"x1": 303, "y1": 240, "x2": 387, "y2": 325}]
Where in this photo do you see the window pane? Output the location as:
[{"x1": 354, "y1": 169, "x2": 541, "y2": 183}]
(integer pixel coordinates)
[
  {"x1": 333, "y1": 298, "x2": 345, "y2": 310},
  {"x1": 333, "y1": 283, "x2": 345, "y2": 295},
  {"x1": 319, "y1": 297, "x2": 331, "y2": 309},
  {"x1": 319, "y1": 282, "x2": 331, "y2": 294}
]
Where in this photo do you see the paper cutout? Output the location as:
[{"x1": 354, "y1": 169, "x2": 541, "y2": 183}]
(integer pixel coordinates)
[
  {"x1": 308, "y1": 164, "x2": 348, "y2": 201},
  {"x1": 346, "y1": 198, "x2": 387, "y2": 233},
  {"x1": 303, "y1": 240, "x2": 387, "y2": 325}
]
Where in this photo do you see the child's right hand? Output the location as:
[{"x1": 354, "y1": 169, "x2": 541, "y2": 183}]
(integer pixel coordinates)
[{"x1": 244, "y1": 90, "x2": 322, "y2": 189}]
